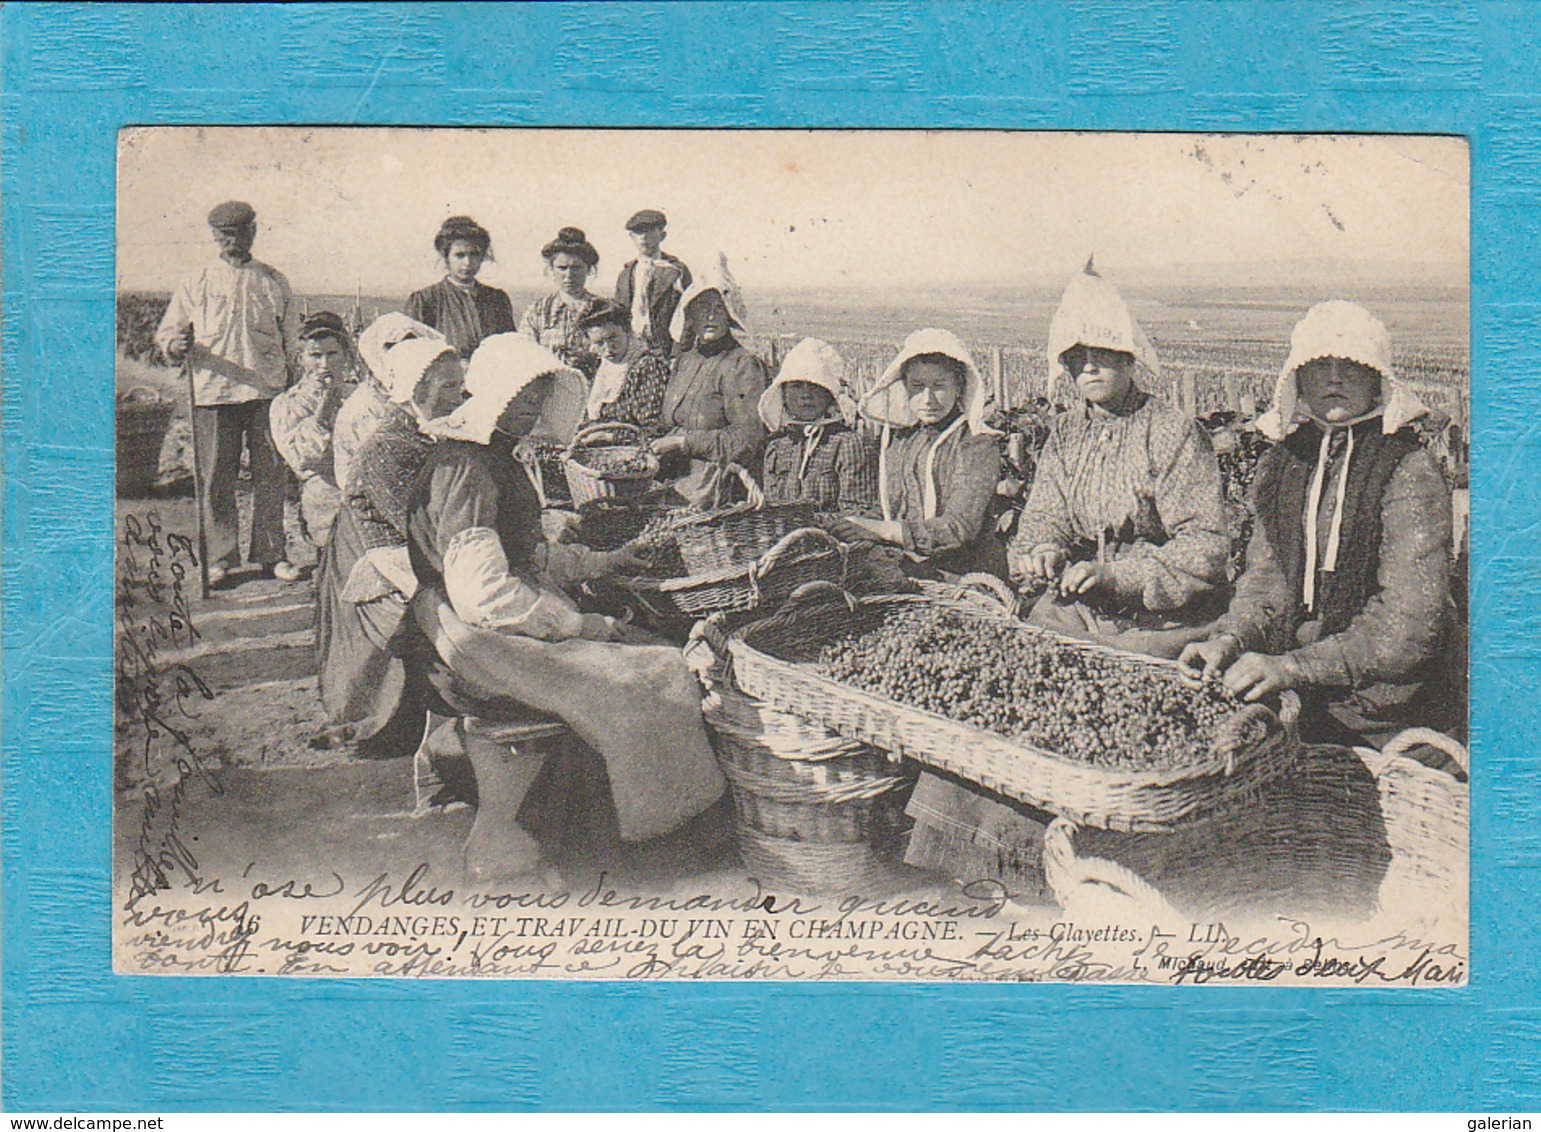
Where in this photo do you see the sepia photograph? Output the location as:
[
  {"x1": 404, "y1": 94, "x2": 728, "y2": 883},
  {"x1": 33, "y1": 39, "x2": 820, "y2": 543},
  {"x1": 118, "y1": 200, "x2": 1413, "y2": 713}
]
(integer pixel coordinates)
[{"x1": 113, "y1": 127, "x2": 1470, "y2": 984}]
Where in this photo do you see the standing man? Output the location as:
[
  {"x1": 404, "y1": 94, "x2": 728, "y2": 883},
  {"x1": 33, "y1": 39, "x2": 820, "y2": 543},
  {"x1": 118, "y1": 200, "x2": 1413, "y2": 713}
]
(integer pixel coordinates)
[
  {"x1": 156, "y1": 200, "x2": 300, "y2": 587},
  {"x1": 613, "y1": 208, "x2": 691, "y2": 356}
]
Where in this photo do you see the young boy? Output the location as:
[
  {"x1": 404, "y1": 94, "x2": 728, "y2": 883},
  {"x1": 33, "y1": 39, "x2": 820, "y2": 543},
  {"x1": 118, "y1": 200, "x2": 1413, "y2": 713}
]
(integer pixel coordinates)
[
  {"x1": 270, "y1": 310, "x2": 359, "y2": 552},
  {"x1": 613, "y1": 209, "x2": 691, "y2": 356}
]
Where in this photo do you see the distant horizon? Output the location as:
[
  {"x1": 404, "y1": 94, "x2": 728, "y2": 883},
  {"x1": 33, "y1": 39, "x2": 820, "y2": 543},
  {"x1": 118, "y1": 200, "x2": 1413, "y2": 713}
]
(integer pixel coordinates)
[
  {"x1": 118, "y1": 261, "x2": 1470, "y2": 300},
  {"x1": 119, "y1": 130, "x2": 1468, "y2": 297}
]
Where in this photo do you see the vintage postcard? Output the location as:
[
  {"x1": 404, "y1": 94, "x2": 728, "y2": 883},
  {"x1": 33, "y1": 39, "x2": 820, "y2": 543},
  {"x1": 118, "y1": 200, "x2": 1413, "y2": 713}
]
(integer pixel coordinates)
[{"x1": 113, "y1": 127, "x2": 1469, "y2": 985}]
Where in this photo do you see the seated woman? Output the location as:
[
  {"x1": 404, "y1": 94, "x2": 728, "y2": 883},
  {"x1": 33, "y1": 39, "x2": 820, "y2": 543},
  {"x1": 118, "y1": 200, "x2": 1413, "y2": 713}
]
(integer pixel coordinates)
[
  {"x1": 316, "y1": 338, "x2": 465, "y2": 760},
  {"x1": 333, "y1": 312, "x2": 447, "y2": 494},
  {"x1": 653, "y1": 255, "x2": 769, "y2": 504},
  {"x1": 269, "y1": 310, "x2": 362, "y2": 549},
  {"x1": 404, "y1": 333, "x2": 726, "y2": 881},
  {"x1": 575, "y1": 299, "x2": 672, "y2": 433},
  {"x1": 843, "y1": 328, "x2": 1003, "y2": 579},
  {"x1": 406, "y1": 216, "x2": 516, "y2": 360},
  {"x1": 1008, "y1": 263, "x2": 1228, "y2": 658},
  {"x1": 757, "y1": 337, "x2": 877, "y2": 513},
  {"x1": 1179, "y1": 301, "x2": 1464, "y2": 749},
  {"x1": 517, "y1": 226, "x2": 605, "y2": 381}
]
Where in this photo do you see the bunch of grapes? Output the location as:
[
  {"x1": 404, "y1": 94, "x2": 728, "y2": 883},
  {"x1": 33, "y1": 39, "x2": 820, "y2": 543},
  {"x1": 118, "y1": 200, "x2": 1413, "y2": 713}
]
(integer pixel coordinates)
[
  {"x1": 814, "y1": 605, "x2": 1242, "y2": 772},
  {"x1": 575, "y1": 503, "x2": 686, "y2": 576},
  {"x1": 575, "y1": 447, "x2": 656, "y2": 477},
  {"x1": 1200, "y1": 414, "x2": 1271, "y2": 580}
]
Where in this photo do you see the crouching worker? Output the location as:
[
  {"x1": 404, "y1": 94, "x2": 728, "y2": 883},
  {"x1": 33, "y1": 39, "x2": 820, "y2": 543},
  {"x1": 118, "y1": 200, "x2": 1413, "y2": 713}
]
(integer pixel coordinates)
[
  {"x1": 1179, "y1": 301, "x2": 1465, "y2": 749},
  {"x1": 403, "y1": 334, "x2": 727, "y2": 882}
]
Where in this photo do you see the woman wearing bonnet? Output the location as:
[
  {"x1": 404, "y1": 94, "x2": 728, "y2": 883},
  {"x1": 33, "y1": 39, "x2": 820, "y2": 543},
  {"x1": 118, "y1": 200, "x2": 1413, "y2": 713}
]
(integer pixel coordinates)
[
  {"x1": 844, "y1": 328, "x2": 1004, "y2": 579},
  {"x1": 401, "y1": 334, "x2": 726, "y2": 882},
  {"x1": 653, "y1": 254, "x2": 771, "y2": 504},
  {"x1": 1180, "y1": 300, "x2": 1464, "y2": 749},
  {"x1": 1007, "y1": 262, "x2": 1229, "y2": 657},
  {"x1": 314, "y1": 337, "x2": 464, "y2": 760},
  {"x1": 332, "y1": 312, "x2": 449, "y2": 495}
]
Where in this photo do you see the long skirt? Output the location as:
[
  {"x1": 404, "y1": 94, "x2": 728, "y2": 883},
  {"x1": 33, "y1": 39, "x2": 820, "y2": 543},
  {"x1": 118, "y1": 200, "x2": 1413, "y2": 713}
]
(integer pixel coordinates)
[{"x1": 314, "y1": 505, "x2": 426, "y2": 758}]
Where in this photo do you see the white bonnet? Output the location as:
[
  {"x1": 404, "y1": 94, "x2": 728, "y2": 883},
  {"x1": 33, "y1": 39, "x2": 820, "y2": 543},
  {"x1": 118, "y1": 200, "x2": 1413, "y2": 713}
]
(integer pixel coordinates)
[
  {"x1": 860, "y1": 328, "x2": 994, "y2": 435},
  {"x1": 357, "y1": 312, "x2": 446, "y2": 383},
  {"x1": 670, "y1": 252, "x2": 751, "y2": 342},
  {"x1": 382, "y1": 338, "x2": 459, "y2": 405},
  {"x1": 1256, "y1": 300, "x2": 1429, "y2": 439},
  {"x1": 1046, "y1": 262, "x2": 1160, "y2": 376},
  {"x1": 426, "y1": 333, "x2": 586, "y2": 446},
  {"x1": 758, "y1": 338, "x2": 855, "y2": 430}
]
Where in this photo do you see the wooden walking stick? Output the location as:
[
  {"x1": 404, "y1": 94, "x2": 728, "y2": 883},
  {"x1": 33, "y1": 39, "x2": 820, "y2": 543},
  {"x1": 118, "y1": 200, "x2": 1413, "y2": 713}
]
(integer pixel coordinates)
[{"x1": 182, "y1": 349, "x2": 211, "y2": 599}]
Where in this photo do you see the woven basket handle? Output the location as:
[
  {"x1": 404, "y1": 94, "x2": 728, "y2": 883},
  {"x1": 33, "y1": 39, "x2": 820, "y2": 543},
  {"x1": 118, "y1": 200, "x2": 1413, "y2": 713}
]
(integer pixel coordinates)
[
  {"x1": 706, "y1": 462, "x2": 764, "y2": 512},
  {"x1": 1041, "y1": 818, "x2": 1182, "y2": 916},
  {"x1": 781, "y1": 578, "x2": 859, "y2": 615},
  {"x1": 951, "y1": 572, "x2": 1020, "y2": 616},
  {"x1": 1368, "y1": 727, "x2": 1470, "y2": 779},
  {"x1": 569, "y1": 421, "x2": 646, "y2": 455},
  {"x1": 750, "y1": 526, "x2": 846, "y2": 590},
  {"x1": 118, "y1": 385, "x2": 164, "y2": 405}
]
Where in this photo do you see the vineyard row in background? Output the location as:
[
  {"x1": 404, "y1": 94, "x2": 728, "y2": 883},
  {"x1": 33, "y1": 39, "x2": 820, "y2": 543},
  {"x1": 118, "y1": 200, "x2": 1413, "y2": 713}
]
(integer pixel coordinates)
[{"x1": 117, "y1": 292, "x2": 1470, "y2": 434}]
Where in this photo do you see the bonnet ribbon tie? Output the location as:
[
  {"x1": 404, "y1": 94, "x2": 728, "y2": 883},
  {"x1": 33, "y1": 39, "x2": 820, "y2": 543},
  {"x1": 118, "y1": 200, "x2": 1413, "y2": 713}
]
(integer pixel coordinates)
[{"x1": 1302, "y1": 426, "x2": 1352, "y2": 612}]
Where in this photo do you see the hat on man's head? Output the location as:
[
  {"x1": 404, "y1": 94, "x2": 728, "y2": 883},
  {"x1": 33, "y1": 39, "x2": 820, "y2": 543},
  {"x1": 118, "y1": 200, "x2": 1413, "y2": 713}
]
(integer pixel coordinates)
[
  {"x1": 207, "y1": 200, "x2": 256, "y2": 230},
  {"x1": 298, "y1": 310, "x2": 349, "y2": 342},
  {"x1": 625, "y1": 209, "x2": 667, "y2": 233},
  {"x1": 575, "y1": 298, "x2": 632, "y2": 335}
]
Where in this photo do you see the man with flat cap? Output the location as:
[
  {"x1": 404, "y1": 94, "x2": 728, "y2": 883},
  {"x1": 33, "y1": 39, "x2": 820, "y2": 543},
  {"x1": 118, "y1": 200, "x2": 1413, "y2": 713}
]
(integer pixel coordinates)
[
  {"x1": 613, "y1": 208, "x2": 691, "y2": 356},
  {"x1": 156, "y1": 200, "x2": 301, "y2": 587}
]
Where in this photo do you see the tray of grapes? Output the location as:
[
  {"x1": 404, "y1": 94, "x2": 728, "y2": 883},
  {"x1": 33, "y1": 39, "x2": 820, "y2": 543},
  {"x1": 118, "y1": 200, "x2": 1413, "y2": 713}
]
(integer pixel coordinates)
[{"x1": 727, "y1": 583, "x2": 1300, "y2": 832}]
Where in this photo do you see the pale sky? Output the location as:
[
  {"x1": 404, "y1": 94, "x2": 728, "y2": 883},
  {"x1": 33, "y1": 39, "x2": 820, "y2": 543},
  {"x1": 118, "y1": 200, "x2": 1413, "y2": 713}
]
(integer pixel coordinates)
[{"x1": 117, "y1": 128, "x2": 1469, "y2": 297}]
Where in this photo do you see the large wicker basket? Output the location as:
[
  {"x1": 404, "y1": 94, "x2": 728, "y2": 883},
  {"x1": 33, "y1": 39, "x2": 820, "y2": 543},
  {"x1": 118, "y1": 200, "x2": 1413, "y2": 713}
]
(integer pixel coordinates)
[
  {"x1": 562, "y1": 422, "x2": 658, "y2": 508},
  {"x1": 700, "y1": 653, "x2": 913, "y2": 894},
  {"x1": 116, "y1": 386, "x2": 174, "y2": 497},
  {"x1": 1042, "y1": 729, "x2": 1468, "y2": 928},
  {"x1": 617, "y1": 526, "x2": 848, "y2": 623},
  {"x1": 665, "y1": 463, "x2": 819, "y2": 573},
  {"x1": 727, "y1": 585, "x2": 1300, "y2": 832}
]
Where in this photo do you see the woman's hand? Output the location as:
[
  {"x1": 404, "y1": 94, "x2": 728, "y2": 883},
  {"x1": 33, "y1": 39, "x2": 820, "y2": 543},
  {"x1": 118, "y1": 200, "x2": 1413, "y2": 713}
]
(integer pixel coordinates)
[
  {"x1": 596, "y1": 539, "x2": 653, "y2": 577},
  {"x1": 1177, "y1": 633, "x2": 1242, "y2": 684},
  {"x1": 844, "y1": 516, "x2": 903, "y2": 545},
  {"x1": 1058, "y1": 560, "x2": 1114, "y2": 598},
  {"x1": 578, "y1": 613, "x2": 622, "y2": 642},
  {"x1": 652, "y1": 433, "x2": 688, "y2": 458},
  {"x1": 1222, "y1": 651, "x2": 1302, "y2": 703},
  {"x1": 1021, "y1": 544, "x2": 1066, "y2": 584}
]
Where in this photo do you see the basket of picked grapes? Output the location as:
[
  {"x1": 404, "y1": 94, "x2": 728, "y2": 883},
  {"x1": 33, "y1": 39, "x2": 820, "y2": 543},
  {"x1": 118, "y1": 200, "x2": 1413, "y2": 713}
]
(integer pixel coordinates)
[
  {"x1": 728, "y1": 585, "x2": 1300, "y2": 832},
  {"x1": 562, "y1": 421, "x2": 659, "y2": 508}
]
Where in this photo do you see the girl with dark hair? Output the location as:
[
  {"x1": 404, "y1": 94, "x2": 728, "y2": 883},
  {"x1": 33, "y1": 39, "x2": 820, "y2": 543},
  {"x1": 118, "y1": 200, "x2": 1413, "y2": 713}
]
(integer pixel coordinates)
[
  {"x1": 405, "y1": 216, "x2": 516, "y2": 360},
  {"x1": 576, "y1": 299, "x2": 672, "y2": 433},
  {"x1": 517, "y1": 226, "x2": 605, "y2": 381}
]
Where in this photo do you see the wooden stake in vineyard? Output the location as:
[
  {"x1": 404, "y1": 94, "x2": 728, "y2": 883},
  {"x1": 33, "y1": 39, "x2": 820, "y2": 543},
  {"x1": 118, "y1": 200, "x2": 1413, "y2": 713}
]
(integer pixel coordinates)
[{"x1": 181, "y1": 354, "x2": 211, "y2": 600}]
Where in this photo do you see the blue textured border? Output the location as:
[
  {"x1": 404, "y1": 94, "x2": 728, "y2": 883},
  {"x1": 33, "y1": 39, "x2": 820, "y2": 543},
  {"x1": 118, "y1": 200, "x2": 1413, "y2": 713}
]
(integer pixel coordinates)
[{"x1": 3, "y1": 1, "x2": 1534, "y2": 1112}]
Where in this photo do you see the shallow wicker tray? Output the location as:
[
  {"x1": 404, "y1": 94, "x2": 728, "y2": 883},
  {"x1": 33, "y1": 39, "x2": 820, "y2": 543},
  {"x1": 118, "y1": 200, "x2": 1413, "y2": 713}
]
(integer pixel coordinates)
[{"x1": 727, "y1": 587, "x2": 1300, "y2": 833}]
